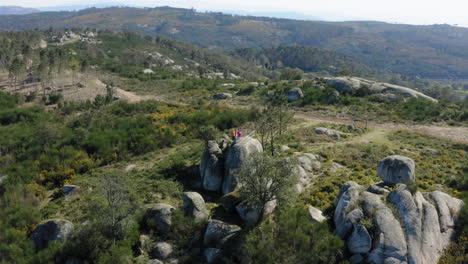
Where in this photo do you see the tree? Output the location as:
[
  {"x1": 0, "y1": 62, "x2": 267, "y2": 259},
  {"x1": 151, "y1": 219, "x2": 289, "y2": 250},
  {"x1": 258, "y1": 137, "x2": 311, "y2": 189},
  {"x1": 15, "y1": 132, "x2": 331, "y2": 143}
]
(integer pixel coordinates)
[
  {"x1": 255, "y1": 102, "x2": 293, "y2": 155},
  {"x1": 92, "y1": 174, "x2": 136, "y2": 244},
  {"x1": 280, "y1": 67, "x2": 303, "y2": 80},
  {"x1": 8, "y1": 57, "x2": 24, "y2": 89},
  {"x1": 236, "y1": 153, "x2": 298, "y2": 224}
]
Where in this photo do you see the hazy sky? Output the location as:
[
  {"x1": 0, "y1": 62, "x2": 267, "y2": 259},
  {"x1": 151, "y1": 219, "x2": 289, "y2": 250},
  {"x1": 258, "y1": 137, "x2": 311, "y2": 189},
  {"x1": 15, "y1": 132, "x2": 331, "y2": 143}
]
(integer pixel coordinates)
[{"x1": 1, "y1": 0, "x2": 467, "y2": 27}]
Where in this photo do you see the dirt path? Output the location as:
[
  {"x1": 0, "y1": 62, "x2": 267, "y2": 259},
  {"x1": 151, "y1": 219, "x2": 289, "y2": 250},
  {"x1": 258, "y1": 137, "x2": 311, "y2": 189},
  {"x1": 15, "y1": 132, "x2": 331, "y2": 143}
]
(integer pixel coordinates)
[
  {"x1": 113, "y1": 87, "x2": 167, "y2": 103},
  {"x1": 295, "y1": 112, "x2": 468, "y2": 143}
]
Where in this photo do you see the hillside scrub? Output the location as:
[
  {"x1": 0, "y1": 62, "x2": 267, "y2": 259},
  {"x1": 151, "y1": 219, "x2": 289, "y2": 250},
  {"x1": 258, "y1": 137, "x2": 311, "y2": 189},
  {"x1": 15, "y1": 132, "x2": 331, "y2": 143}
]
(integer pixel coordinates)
[
  {"x1": 0, "y1": 91, "x2": 258, "y2": 262},
  {"x1": 241, "y1": 207, "x2": 345, "y2": 264}
]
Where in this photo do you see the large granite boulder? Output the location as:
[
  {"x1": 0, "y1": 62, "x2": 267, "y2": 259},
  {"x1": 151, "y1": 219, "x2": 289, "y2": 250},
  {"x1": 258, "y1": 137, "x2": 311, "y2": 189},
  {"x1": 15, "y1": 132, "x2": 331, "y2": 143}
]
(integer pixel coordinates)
[
  {"x1": 182, "y1": 192, "x2": 208, "y2": 222},
  {"x1": 200, "y1": 141, "x2": 225, "y2": 192},
  {"x1": 223, "y1": 136, "x2": 263, "y2": 194},
  {"x1": 377, "y1": 155, "x2": 415, "y2": 184},
  {"x1": 31, "y1": 219, "x2": 74, "y2": 249},
  {"x1": 307, "y1": 206, "x2": 326, "y2": 223},
  {"x1": 324, "y1": 76, "x2": 438, "y2": 102},
  {"x1": 146, "y1": 203, "x2": 175, "y2": 233},
  {"x1": 334, "y1": 181, "x2": 464, "y2": 264},
  {"x1": 204, "y1": 220, "x2": 241, "y2": 248},
  {"x1": 286, "y1": 88, "x2": 304, "y2": 102}
]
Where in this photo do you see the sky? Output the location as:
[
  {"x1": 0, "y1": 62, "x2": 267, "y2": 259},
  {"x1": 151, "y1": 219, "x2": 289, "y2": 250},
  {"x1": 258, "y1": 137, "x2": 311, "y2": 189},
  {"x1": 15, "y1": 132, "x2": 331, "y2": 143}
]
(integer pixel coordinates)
[{"x1": 1, "y1": 0, "x2": 468, "y2": 27}]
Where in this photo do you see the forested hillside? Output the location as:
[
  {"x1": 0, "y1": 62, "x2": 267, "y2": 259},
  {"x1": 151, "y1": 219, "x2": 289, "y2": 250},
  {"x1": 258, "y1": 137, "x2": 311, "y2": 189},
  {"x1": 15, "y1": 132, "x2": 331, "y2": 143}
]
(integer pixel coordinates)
[
  {"x1": 1, "y1": 7, "x2": 468, "y2": 79},
  {"x1": 0, "y1": 27, "x2": 467, "y2": 264}
]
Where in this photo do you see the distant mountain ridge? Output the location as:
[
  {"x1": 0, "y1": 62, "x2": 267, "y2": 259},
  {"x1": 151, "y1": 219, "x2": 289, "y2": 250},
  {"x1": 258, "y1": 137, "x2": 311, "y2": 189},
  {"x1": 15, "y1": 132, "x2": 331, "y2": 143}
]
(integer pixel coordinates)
[
  {"x1": 1, "y1": 6, "x2": 468, "y2": 79},
  {"x1": 0, "y1": 6, "x2": 39, "y2": 15}
]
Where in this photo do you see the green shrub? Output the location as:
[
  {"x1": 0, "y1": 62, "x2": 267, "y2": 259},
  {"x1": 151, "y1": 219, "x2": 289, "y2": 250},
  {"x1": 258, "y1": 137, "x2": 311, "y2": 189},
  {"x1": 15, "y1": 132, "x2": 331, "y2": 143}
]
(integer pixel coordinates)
[{"x1": 242, "y1": 207, "x2": 345, "y2": 264}]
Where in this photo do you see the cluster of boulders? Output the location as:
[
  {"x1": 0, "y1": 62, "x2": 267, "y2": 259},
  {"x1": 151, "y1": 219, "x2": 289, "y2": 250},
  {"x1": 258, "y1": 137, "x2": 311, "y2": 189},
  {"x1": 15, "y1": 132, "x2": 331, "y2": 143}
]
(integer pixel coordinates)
[
  {"x1": 200, "y1": 136, "x2": 263, "y2": 194},
  {"x1": 141, "y1": 191, "x2": 245, "y2": 263},
  {"x1": 140, "y1": 190, "x2": 212, "y2": 263},
  {"x1": 334, "y1": 155, "x2": 464, "y2": 264},
  {"x1": 314, "y1": 127, "x2": 342, "y2": 139}
]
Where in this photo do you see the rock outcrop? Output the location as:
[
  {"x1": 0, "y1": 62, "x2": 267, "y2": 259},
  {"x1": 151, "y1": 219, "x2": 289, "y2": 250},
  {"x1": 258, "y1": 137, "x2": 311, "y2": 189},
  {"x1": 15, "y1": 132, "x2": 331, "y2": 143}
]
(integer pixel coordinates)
[
  {"x1": 223, "y1": 136, "x2": 263, "y2": 194},
  {"x1": 31, "y1": 219, "x2": 74, "y2": 249},
  {"x1": 334, "y1": 181, "x2": 463, "y2": 264},
  {"x1": 204, "y1": 220, "x2": 241, "y2": 248},
  {"x1": 182, "y1": 192, "x2": 208, "y2": 222},
  {"x1": 152, "y1": 242, "x2": 173, "y2": 260},
  {"x1": 295, "y1": 153, "x2": 322, "y2": 193},
  {"x1": 146, "y1": 203, "x2": 175, "y2": 233},
  {"x1": 377, "y1": 155, "x2": 415, "y2": 184},
  {"x1": 200, "y1": 141, "x2": 225, "y2": 192},
  {"x1": 200, "y1": 137, "x2": 262, "y2": 194},
  {"x1": 286, "y1": 88, "x2": 304, "y2": 102},
  {"x1": 324, "y1": 76, "x2": 438, "y2": 103}
]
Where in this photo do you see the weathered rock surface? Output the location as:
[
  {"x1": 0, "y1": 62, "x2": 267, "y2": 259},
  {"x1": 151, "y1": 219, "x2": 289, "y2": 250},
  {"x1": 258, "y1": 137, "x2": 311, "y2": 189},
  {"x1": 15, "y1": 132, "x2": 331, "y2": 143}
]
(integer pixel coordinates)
[
  {"x1": 31, "y1": 219, "x2": 74, "y2": 249},
  {"x1": 146, "y1": 203, "x2": 175, "y2": 233},
  {"x1": 182, "y1": 192, "x2": 208, "y2": 222},
  {"x1": 200, "y1": 141, "x2": 225, "y2": 192},
  {"x1": 204, "y1": 220, "x2": 241, "y2": 248},
  {"x1": 223, "y1": 136, "x2": 263, "y2": 194},
  {"x1": 213, "y1": 93, "x2": 232, "y2": 100},
  {"x1": 377, "y1": 155, "x2": 415, "y2": 184},
  {"x1": 204, "y1": 248, "x2": 223, "y2": 264},
  {"x1": 334, "y1": 181, "x2": 464, "y2": 264},
  {"x1": 294, "y1": 153, "x2": 321, "y2": 193},
  {"x1": 152, "y1": 242, "x2": 173, "y2": 260},
  {"x1": 324, "y1": 76, "x2": 438, "y2": 102},
  {"x1": 307, "y1": 206, "x2": 326, "y2": 223},
  {"x1": 286, "y1": 87, "x2": 304, "y2": 102},
  {"x1": 347, "y1": 224, "x2": 372, "y2": 254}
]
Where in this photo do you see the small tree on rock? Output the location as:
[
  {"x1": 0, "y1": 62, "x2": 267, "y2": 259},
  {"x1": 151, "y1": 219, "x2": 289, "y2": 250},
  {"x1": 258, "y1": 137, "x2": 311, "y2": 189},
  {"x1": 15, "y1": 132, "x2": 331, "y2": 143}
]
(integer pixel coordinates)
[{"x1": 236, "y1": 153, "x2": 298, "y2": 224}]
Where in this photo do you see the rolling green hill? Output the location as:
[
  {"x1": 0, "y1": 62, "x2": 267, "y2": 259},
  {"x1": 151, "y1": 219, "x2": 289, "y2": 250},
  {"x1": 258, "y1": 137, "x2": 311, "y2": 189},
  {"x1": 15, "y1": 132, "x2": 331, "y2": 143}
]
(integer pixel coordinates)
[{"x1": 1, "y1": 7, "x2": 468, "y2": 79}]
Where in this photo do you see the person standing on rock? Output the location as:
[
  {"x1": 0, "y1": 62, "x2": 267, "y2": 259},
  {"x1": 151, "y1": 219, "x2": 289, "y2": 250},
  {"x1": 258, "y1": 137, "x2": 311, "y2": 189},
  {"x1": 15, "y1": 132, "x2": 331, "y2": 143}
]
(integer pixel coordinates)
[
  {"x1": 237, "y1": 131, "x2": 243, "y2": 138},
  {"x1": 231, "y1": 130, "x2": 237, "y2": 140}
]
